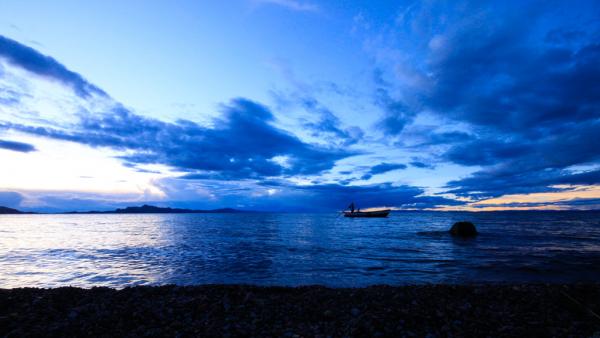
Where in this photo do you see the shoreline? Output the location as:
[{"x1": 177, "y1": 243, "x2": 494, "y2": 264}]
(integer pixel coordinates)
[{"x1": 2, "y1": 284, "x2": 599, "y2": 337}]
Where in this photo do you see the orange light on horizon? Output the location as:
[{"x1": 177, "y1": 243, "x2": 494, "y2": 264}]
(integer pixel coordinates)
[{"x1": 432, "y1": 185, "x2": 600, "y2": 211}]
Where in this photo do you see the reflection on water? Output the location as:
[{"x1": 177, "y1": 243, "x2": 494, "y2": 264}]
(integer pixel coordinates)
[{"x1": 0, "y1": 212, "x2": 599, "y2": 288}]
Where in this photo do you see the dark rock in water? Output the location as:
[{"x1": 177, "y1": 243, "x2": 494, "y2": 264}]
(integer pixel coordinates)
[{"x1": 450, "y1": 221, "x2": 478, "y2": 237}]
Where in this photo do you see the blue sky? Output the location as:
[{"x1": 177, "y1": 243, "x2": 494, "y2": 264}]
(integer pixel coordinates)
[{"x1": 0, "y1": 0, "x2": 599, "y2": 212}]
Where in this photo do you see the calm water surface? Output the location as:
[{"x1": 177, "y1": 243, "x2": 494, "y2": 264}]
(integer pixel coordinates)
[{"x1": 1, "y1": 212, "x2": 599, "y2": 288}]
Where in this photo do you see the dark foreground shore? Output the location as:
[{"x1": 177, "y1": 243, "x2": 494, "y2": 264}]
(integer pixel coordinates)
[{"x1": 1, "y1": 284, "x2": 600, "y2": 337}]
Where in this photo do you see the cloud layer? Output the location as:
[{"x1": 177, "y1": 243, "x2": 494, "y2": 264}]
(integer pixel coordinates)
[
  {"x1": 0, "y1": 35, "x2": 358, "y2": 183},
  {"x1": 372, "y1": 1, "x2": 600, "y2": 200},
  {"x1": 3, "y1": 98, "x2": 354, "y2": 180},
  {"x1": 1, "y1": 34, "x2": 442, "y2": 212}
]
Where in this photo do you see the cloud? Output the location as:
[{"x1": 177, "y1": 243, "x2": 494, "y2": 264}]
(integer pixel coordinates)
[
  {"x1": 373, "y1": 72, "x2": 416, "y2": 136},
  {"x1": 283, "y1": 182, "x2": 459, "y2": 211},
  {"x1": 369, "y1": 162, "x2": 407, "y2": 175},
  {"x1": 421, "y1": 15, "x2": 600, "y2": 132},
  {"x1": 445, "y1": 120, "x2": 600, "y2": 197},
  {"x1": 447, "y1": 167, "x2": 600, "y2": 199},
  {"x1": 0, "y1": 36, "x2": 358, "y2": 181},
  {"x1": 0, "y1": 191, "x2": 23, "y2": 208},
  {"x1": 299, "y1": 97, "x2": 364, "y2": 146},
  {"x1": 149, "y1": 175, "x2": 464, "y2": 212},
  {"x1": 443, "y1": 138, "x2": 532, "y2": 167},
  {"x1": 0, "y1": 139, "x2": 36, "y2": 152},
  {"x1": 0, "y1": 35, "x2": 106, "y2": 98},
  {"x1": 252, "y1": 180, "x2": 462, "y2": 211},
  {"x1": 459, "y1": 184, "x2": 600, "y2": 211},
  {"x1": 410, "y1": 131, "x2": 473, "y2": 148},
  {"x1": 3, "y1": 98, "x2": 355, "y2": 180},
  {"x1": 3, "y1": 180, "x2": 461, "y2": 212},
  {"x1": 252, "y1": 0, "x2": 319, "y2": 12},
  {"x1": 371, "y1": 1, "x2": 600, "y2": 199},
  {"x1": 361, "y1": 162, "x2": 407, "y2": 180},
  {"x1": 410, "y1": 161, "x2": 434, "y2": 169}
]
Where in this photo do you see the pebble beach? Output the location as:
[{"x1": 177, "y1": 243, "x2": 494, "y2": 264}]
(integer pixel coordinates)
[{"x1": 2, "y1": 284, "x2": 599, "y2": 337}]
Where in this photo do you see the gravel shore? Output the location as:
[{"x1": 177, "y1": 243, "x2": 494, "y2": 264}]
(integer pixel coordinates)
[{"x1": 1, "y1": 284, "x2": 599, "y2": 337}]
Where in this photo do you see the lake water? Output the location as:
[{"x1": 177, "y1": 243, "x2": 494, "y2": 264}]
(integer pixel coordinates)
[{"x1": 1, "y1": 212, "x2": 599, "y2": 288}]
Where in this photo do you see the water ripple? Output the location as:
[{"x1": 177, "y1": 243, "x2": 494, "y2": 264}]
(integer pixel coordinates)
[{"x1": 0, "y1": 212, "x2": 599, "y2": 288}]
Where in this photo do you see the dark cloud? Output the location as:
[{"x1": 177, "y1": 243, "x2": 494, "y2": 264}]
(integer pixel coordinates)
[
  {"x1": 447, "y1": 168, "x2": 600, "y2": 199},
  {"x1": 287, "y1": 182, "x2": 459, "y2": 211},
  {"x1": 144, "y1": 177, "x2": 461, "y2": 212},
  {"x1": 360, "y1": 162, "x2": 407, "y2": 180},
  {"x1": 251, "y1": 181, "x2": 462, "y2": 212},
  {"x1": 445, "y1": 120, "x2": 600, "y2": 197},
  {"x1": 424, "y1": 29, "x2": 600, "y2": 132},
  {"x1": 370, "y1": 162, "x2": 407, "y2": 174},
  {"x1": 3, "y1": 98, "x2": 355, "y2": 179},
  {"x1": 444, "y1": 138, "x2": 533, "y2": 167},
  {"x1": 0, "y1": 139, "x2": 36, "y2": 152},
  {"x1": 0, "y1": 35, "x2": 106, "y2": 98},
  {"x1": 376, "y1": 2, "x2": 600, "y2": 198},
  {"x1": 358, "y1": 174, "x2": 373, "y2": 181},
  {"x1": 410, "y1": 161, "x2": 434, "y2": 169}
]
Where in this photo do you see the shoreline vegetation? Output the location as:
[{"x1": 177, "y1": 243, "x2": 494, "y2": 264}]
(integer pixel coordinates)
[{"x1": 1, "y1": 284, "x2": 599, "y2": 337}]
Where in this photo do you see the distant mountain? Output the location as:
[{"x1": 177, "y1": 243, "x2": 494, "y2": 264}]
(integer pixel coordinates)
[
  {"x1": 0, "y1": 206, "x2": 33, "y2": 214},
  {"x1": 67, "y1": 204, "x2": 250, "y2": 214}
]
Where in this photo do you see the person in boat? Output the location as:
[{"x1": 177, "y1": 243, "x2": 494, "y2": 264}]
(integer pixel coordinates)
[{"x1": 348, "y1": 202, "x2": 355, "y2": 213}]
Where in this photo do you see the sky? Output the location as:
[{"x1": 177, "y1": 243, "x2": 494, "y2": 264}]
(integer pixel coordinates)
[{"x1": 0, "y1": 0, "x2": 599, "y2": 212}]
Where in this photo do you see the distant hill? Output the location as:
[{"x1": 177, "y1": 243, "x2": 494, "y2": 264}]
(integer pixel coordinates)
[
  {"x1": 0, "y1": 206, "x2": 33, "y2": 214},
  {"x1": 67, "y1": 204, "x2": 250, "y2": 214}
]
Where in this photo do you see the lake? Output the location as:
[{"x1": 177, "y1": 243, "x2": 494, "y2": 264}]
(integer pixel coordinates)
[{"x1": 1, "y1": 211, "x2": 599, "y2": 288}]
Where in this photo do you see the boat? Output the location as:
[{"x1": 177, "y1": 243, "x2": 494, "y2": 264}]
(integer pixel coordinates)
[
  {"x1": 343, "y1": 209, "x2": 391, "y2": 218},
  {"x1": 343, "y1": 202, "x2": 391, "y2": 218}
]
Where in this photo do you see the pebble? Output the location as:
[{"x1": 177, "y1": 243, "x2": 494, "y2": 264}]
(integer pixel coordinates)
[{"x1": 0, "y1": 284, "x2": 598, "y2": 337}]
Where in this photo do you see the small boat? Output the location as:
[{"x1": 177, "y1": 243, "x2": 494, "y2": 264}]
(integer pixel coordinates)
[
  {"x1": 343, "y1": 209, "x2": 391, "y2": 218},
  {"x1": 343, "y1": 202, "x2": 390, "y2": 218}
]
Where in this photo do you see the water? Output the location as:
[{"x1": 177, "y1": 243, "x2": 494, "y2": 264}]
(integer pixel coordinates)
[{"x1": 1, "y1": 212, "x2": 599, "y2": 288}]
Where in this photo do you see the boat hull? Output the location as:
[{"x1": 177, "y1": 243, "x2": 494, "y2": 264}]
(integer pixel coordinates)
[{"x1": 343, "y1": 209, "x2": 390, "y2": 218}]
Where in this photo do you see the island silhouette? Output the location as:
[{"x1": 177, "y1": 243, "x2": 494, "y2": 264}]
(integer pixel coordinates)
[
  {"x1": 0, "y1": 206, "x2": 31, "y2": 214},
  {"x1": 0, "y1": 204, "x2": 250, "y2": 214}
]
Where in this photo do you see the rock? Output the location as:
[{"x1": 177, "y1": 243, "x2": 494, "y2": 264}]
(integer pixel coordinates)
[{"x1": 449, "y1": 221, "x2": 478, "y2": 237}]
